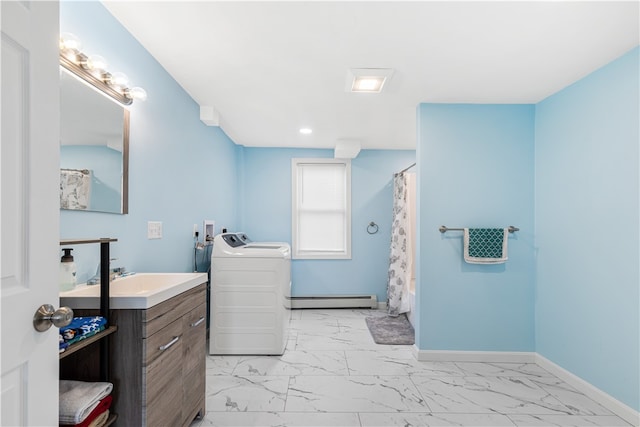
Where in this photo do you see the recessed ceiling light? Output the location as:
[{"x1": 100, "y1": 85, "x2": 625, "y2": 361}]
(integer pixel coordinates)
[
  {"x1": 346, "y1": 68, "x2": 394, "y2": 93},
  {"x1": 299, "y1": 128, "x2": 313, "y2": 135},
  {"x1": 352, "y1": 76, "x2": 385, "y2": 92}
]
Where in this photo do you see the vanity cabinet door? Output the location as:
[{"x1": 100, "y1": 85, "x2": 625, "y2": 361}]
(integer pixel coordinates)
[
  {"x1": 182, "y1": 303, "x2": 206, "y2": 425},
  {"x1": 182, "y1": 303, "x2": 206, "y2": 373},
  {"x1": 144, "y1": 318, "x2": 183, "y2": 427}
]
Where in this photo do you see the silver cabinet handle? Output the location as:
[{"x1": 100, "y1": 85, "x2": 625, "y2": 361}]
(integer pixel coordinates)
[
  {"x1": 159, "y1": 336, "x2": 179, "y2": 351},
  {"x1": 190, "y1": 317, "x2": 205, "y2": 327}
]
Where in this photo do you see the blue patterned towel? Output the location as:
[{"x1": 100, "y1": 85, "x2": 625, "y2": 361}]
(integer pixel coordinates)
[
  {"x1": 60, "y1": 316, "x2": 107, "y2": 345},
  {"x1": 463, "y1": 228, "x2": 508, "y2": 264},
  {"x1": 59, "y1": 334, "x2": 69, "y2": 353}
]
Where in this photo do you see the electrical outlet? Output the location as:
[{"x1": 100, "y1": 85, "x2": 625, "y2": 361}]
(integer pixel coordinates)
[
  {"x1": 148, "y1": 221, "x2": 162, "y2": 239},
  {"x1": 193, "y1": 224, "x2": 199, "y2": 238}
]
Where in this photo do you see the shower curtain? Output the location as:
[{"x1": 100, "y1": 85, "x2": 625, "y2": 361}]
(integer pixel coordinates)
[{"x1": 387, "y1": 173, "x2": 412, "y2": 316}]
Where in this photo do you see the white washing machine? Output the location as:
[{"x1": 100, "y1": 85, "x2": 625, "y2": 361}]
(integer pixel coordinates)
[{"x1": 209, "y1": 232, "x2": 291, "y2": 355}]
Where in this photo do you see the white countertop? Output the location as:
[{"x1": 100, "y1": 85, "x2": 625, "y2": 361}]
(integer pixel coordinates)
[{"x1": 59, "y1": 272, "x2": 208, "y2": 310}]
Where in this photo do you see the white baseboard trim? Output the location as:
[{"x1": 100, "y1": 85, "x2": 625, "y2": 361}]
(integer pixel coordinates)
[
  {"x1": 535, "y1": 354, "x2": 640, "y2": 426},
  {"x1": 414, "y1": 349, "x2": 536, "y2": 363},
  {"x1": 287, "y1": 295, "x2": 377, "y2": 309},
  {"x1": 410, "y1": 349, "x2": 639, "y2": 425},
  {"x1": 376, "y1": 301, "x2": 387, "y2": 310}
]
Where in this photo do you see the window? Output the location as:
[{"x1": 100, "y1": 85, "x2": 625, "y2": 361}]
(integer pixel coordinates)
[{"x1": 292, "y1": 158, "x2": 351, "y2": 259}]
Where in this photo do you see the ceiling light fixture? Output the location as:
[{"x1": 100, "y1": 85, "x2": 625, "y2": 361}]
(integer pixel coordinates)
[
  {"x1": 346, "y1": 68, "x2": 394, "y2": 93},
  {"x1": 353, "y1": 77, "x2": 384, "y2": 92},
  {"x1": 299, "y1": 128, "x2": 313, "y2": 135}
]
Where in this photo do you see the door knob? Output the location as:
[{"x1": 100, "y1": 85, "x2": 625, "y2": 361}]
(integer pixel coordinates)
[{"x1": 33, "y1": 304, "x2": 74, "y2": 332}]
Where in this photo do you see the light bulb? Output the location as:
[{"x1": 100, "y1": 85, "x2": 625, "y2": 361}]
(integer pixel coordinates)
[
  {"x1": 126, "y1": 87, "x2": 147, "y2": 101},
  {"x1": 109, "y1": 72, "x2": 129, "y2": 88},
  {"x1": 86, "y1": 55, "x2": 108, "y2": 71},
  {"x1": 60, "y1": 33, "x2": 81, "y2": 51}
]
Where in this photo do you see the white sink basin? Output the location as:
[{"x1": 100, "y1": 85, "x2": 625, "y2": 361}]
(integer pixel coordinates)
[{"x1": 60, "y1": 272, "x2": 207, "y2": 310}]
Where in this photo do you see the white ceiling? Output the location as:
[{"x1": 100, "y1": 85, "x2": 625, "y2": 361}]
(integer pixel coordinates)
[{"x1": 103, "y1": 1, "x2": 639, "y2": 150}]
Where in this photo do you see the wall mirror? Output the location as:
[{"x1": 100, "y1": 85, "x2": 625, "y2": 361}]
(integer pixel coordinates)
[{"x1": 60, "y1": 59, "x2": 129, "y2": 214}]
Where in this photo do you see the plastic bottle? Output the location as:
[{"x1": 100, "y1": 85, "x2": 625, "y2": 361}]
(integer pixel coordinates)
[{"x1": 59, "y1": 248, "x2": 77, "y2": 291}]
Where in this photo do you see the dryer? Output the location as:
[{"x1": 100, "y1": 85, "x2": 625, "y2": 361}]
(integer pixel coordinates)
[{"x1": 209, "y1": 233, "x2": 291, "y2": 355}]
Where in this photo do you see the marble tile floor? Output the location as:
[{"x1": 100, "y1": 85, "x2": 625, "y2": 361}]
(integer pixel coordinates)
[{"x1": 192, "y1": 309, "x2": 631, "y2": 427}]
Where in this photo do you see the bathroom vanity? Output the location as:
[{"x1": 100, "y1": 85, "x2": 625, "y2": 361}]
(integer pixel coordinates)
[
  {"x1": 109, "y1": 282, "x2": 206, "y2": 427},
  {"x1": 60, "y1": 272, "x2": 207, "y2": 427}
]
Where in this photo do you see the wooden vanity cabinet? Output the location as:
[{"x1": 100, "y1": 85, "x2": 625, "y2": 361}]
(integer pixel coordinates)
[{"x1": 109, "y1": 283, "x2": 206, "y2": 427}]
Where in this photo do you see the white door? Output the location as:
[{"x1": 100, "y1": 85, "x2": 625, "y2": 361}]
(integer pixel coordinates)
[{"x1": 1, "y1": 1, "x2": 61, "y2": 425}]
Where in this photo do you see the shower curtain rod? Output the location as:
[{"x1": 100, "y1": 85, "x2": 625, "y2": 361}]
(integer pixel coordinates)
[{"x1": 396, "y1": 162, "x2": 416, "y2": 175}]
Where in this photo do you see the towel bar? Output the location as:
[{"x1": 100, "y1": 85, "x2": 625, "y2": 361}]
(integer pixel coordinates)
[{"x1": 439, "y1": 225, "x2": 519, "y2": 233}]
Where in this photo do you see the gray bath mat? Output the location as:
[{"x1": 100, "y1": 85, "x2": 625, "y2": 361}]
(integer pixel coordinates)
[{"x1": 365, "y1": 313, "x2": 415, "y2": 345}]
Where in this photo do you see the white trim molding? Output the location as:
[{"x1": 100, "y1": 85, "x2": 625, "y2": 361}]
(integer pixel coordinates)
[
  {"x1": 535, "y1": 354, "x2": 640, "y2": 426},
  {"x1": 411, "y1": 349, "x2": 639, "y2": 426},
  {"x1": 286, "y1": 295, "x2": 376, "y2": 309},
  {"x1": 413, "y1": 349, "x2": 536, "y2": 363}
]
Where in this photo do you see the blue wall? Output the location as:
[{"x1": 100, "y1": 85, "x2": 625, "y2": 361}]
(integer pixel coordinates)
[
  {"x1": 416, "y1": 104, "x2": 536, "y2": 351},
  {"x1": 238, "y1": 147, "x2": 416, "y2": 302},
  {"x1": 59, "y1": 2, "x2": 238, "y2": 281},
  {"x1": 415, "y1": 47, "x2": 639, "y2": 411},
  {"x1": 535, "y1": 47, "x2": 639, "y2": 411}
]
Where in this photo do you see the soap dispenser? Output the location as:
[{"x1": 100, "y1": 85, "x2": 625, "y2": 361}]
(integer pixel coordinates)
[{"x1": 59, "y1": 248, "x2": 77, "y2": 291}]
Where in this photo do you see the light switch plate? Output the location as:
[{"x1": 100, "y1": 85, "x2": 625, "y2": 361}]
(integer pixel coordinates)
[{"x1": 148, "y1": 221, "x2": 163, "y2": 239}]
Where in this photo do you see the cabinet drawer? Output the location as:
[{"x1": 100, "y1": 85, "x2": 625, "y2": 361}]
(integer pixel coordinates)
[
  {"x1": 144, "y1": 317, "x2": 183, "y2": 366},
  {"x1": 182, "y1": 303, "x2": 206, "y2": 373},
  {"x1": 145, "y1": 283, "x2": 206, "y2": 338}
]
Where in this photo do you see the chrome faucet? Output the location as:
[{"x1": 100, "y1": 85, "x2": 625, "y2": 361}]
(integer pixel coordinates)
[{"x1": 87, "y1": 260, "x2": 127, "y2": 285}]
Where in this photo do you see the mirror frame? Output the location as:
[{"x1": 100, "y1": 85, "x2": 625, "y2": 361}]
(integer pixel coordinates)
[{"x1": 60, "y1": 53, "x2": 130, "y2": 214}]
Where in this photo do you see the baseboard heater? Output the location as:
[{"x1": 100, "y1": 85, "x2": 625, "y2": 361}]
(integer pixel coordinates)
[{"x1": 286, "y1": 295, "x2": 378, "y2": 309}]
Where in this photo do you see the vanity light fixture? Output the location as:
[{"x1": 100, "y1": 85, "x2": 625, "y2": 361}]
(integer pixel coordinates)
[
  {"x1": 346, "y1": 68, "x2": 394, "y2": 93},
  {"x1": 59, "y1": 33, "x2": 147, "y2": 105},
  {"x1": 299, "y1": 128, "x2": 313, "y2": 135}
]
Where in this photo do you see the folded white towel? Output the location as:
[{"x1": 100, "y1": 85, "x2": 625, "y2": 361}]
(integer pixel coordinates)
[
  {"x1": 59, "y1": 380, "x2": 113, "y2": 425},
  {"x1": 463, "y1": 228, "x2": 508, "y2": 264}
]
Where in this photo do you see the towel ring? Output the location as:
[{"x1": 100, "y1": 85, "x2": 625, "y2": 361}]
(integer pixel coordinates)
[{"x1": 367, "y1": 221, "x2": 379, "y2": 234}]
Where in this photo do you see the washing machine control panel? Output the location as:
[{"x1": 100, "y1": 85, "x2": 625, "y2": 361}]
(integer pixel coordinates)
[
  {"x1": 221, "y1": 233, "x2": 252, "y2": 248},
  {"x1": 237, "y1": 233, "x2": 252, "y2": 243}
]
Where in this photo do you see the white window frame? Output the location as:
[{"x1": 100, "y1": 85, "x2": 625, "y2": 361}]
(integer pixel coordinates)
[{"x1": 291, "y1": 158, "x2": 352, "y2": 259}]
